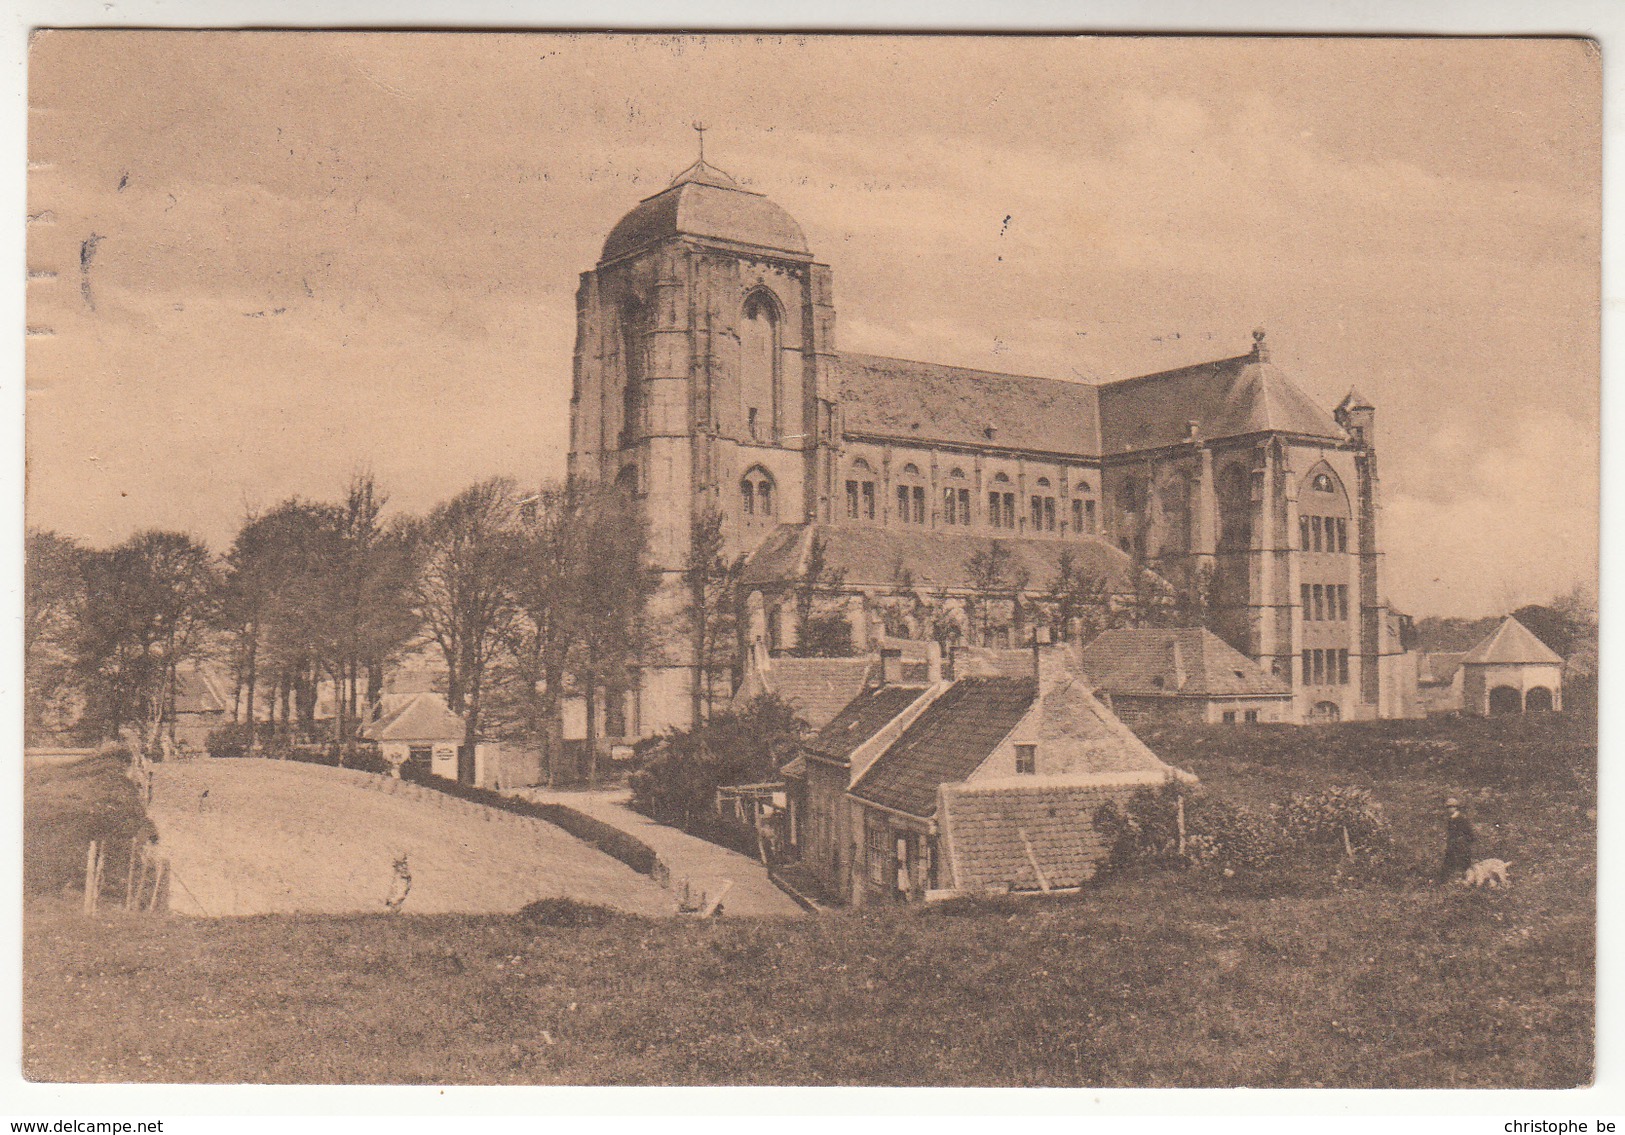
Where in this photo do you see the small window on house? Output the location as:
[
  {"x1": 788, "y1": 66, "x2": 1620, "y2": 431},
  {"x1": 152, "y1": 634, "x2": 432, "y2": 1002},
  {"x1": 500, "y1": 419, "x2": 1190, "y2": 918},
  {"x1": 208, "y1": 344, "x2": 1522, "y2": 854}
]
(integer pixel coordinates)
[
  {"x1": 1222, "y1": 711, "x2": 1237, "y2": 725},
  {"x1": 408, "y1": 745, "x2": 432, "y2": 768},
  {"x1": 1244, "y1": 709, "x2": 1260, "y2": 724},
  {"x1": 865, "y1": 823, "x2": 889, "y2": 886},
  {"x1": 1015, "y1": 744, "x2": 1037, "y2": 775}
]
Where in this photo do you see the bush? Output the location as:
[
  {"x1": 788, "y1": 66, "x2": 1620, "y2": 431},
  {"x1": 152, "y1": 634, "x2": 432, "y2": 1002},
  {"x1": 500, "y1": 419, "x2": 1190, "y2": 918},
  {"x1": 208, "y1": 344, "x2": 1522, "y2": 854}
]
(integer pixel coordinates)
[
  {"x1": 1095, "y1": 779, "x2": 1390, "y2": 879},
  {"x1": 401, "y1": 764, "x2": 663, "y2": 878},
  {"x1": 205, "y1": 722, "x2": 254, "y2": 759},
  {"x1": 517, "y1": 897, "x2": 621, "y2": 927},
  {"x1": 95, "y1": 738, "x2": 134, "y2": 765},
  {"x1": 1278, "y1": 786, "x2": 1391, "y2": 854},
  {"x1": 628, "y1": 695, "x2": 804, "y2": 830}
]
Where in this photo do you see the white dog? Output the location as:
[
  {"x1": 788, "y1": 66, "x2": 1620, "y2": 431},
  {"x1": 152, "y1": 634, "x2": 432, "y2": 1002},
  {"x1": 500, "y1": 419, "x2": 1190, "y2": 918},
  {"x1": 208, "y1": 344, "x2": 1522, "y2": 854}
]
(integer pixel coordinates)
[{"x1": 1461, "y1": 858, "x2": 1513, "y2": 889}]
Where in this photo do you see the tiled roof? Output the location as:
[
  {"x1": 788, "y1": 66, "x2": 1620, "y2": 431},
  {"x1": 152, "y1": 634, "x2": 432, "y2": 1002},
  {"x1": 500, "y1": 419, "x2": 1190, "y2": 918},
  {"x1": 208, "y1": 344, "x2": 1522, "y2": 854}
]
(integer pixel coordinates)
[
  {"x1": 1078, "y1": 627, "x2": 1291, "y2": 697},
  {"x1": 804, "y1": 684, "x2": 930, "y2": 763},
  {"x1": 940, "y1": 773, "x2": 1171, "y2": 893},
  {"x1": 1417, "y1": 651, "x2": 1467, "y2": 685},
  {"x1": 1460, "y1": 616, "x2": 1565, "y2": 666},
  {"x1": 834, "y1": 352, "x2": 1102, "y2": 455},
  {"x1": 360, "y1": 692, "x2": 466, "y2": 744},
  {"x1": 1098, "y1": 352, "x2": 1346, "y2": 452},
  {"x1": 738, "y1": 523, "x2": 1147, "y2": 594},
  {"x1": 851, "y1": 677, "x2": 1036, "y2": 818},
  {"x1": 601, "y1": 175, "x2": 809, "y2": 263},
  {"x1": 760, "y1": 656, "x2": 875, "y2": 730}
]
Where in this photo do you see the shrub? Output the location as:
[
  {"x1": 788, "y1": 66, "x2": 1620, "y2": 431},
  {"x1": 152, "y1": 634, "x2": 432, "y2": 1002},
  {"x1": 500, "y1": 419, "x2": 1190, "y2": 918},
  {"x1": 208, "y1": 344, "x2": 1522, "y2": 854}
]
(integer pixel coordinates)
[
  {"x1": 1278, "y1": 786, "x2": 1392, "y2": 855},
  {"x1": 205, "y1": 722, "x2": 254, "y2": 759},
  {"x1": 628, "y1": 694, "x2": 805, "y2": 830},
  {"x1": 95, "y1": 738, "x2": 134, "y2": 765},
  {"x1": 401, "y1": 765, "x2": 663, "y2": 878},
  {"x1": 517, "y1": 896, "x2": 620, "y2": 927}
]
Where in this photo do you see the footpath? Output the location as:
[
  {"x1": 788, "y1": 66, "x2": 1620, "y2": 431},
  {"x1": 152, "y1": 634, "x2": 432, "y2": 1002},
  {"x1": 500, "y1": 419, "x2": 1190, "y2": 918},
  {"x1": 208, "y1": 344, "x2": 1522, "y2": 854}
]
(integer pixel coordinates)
[{"x1": 510, "y1": 786, "x2": 806, "y2": 919}]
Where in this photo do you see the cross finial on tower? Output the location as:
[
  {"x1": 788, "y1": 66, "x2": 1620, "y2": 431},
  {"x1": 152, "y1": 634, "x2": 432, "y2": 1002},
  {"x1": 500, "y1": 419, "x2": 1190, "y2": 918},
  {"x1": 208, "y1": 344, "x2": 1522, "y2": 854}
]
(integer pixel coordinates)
[{"x1": 693, "y1": 120, "x2": 708, "y2": 163}]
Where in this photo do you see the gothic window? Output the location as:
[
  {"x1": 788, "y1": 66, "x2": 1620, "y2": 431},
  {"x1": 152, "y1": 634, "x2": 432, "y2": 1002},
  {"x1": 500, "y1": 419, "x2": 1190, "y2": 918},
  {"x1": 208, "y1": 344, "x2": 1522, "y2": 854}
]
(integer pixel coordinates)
[
  {"x1": 1031, "y1": 477, "x2": 1056, "y2": 532},
  {"x1": 741, "y1": 466, "x2": 776, "y2": 525},
  {"x1": 619, "y1": 301, "x2": 647, "y2": 444},
  {"x1": 988, "y1": 473, "x2": 1016, "y2": 530},
  {"x1": 1071, "y1": 480, "x2": 1097, "y2": 536},
  {"x1": 1217, "y1": 465, "x2": 1251, "y2": 551},
  {"x1": 894, "y1": 463, "x2": 927, "y2": 525},
  {"x1": 943, "y1": 468, "x2": 971, "y2": 525},
  {"x1": 1157, "y1": 472, "x2": 1193, "y2": 556},
  {"x1": 846, "y1": 458, "x2": 877, "y2": 522},
  {"x1": 741, "y1": 290, "x2": 781, "y2": 444}
]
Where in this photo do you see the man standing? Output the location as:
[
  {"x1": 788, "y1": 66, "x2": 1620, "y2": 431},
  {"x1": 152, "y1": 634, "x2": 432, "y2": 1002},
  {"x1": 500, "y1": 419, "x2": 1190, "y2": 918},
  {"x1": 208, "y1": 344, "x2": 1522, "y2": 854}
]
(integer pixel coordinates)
[{"x1": 1441, "y1": 797, "x2": 1475, "y2": 882}]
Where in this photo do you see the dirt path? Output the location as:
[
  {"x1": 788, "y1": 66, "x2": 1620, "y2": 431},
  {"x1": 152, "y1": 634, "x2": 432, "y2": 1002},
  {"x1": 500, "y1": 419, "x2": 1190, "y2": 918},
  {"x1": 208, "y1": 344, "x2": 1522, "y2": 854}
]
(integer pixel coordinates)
[
  {"x1": 511, "y1": 787, "x2": 806, "y2": 919},
  {"x1": 146, "y1": 759, "x2": 671, "y2": 918}
]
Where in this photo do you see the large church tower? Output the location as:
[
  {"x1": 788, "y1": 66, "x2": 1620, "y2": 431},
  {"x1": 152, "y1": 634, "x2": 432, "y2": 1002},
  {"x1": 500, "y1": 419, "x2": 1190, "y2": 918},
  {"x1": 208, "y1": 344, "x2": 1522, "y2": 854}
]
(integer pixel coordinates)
[{"x1": 568, "y1": 147, "x2": 836, "y2": 735}]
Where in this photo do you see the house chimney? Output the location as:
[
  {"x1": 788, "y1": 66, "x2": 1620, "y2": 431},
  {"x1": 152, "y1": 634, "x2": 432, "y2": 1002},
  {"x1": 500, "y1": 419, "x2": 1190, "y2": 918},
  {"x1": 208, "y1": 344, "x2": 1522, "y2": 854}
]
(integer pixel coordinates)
[
  {"x1": 926, "y1": 640, "x2": 943, "y2": 685},
  {"x1": 1032, "y1": 637, "x2": 1072, "y2": 693},
  {"x1": 880, "y1": 647, "x2": 904, "y2": 686},
  {"x1": 1170, "y1": 637, "x2": 1188, "y2": 691}
]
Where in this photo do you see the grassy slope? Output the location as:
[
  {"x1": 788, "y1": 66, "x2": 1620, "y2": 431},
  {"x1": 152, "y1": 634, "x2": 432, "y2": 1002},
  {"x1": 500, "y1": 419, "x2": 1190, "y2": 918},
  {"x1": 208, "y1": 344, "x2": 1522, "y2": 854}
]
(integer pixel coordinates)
[
  {"x1": 23, "y1": 715, "x2": 1594, "y2": 1088},
  {"x1": 23, "y1": 754, "x2": 154, "y2": 901}
]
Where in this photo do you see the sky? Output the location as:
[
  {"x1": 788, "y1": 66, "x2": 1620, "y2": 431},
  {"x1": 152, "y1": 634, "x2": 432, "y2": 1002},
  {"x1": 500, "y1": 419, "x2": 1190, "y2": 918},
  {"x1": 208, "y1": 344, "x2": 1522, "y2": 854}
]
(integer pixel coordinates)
[{"x1": 24, "y1": 32, "x2": 1600, "y2": 618}]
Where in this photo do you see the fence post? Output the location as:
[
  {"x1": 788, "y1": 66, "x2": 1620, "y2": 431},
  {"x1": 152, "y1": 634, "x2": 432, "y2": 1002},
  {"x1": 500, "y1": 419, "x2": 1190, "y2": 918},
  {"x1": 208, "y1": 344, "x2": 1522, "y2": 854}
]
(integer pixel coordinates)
[
  {"x1": 83, "y1": 841, "x2": 99, "y2": 915},
  {"x1": 1176, "y1": 794, "x2": 1187, "y2": 858}
]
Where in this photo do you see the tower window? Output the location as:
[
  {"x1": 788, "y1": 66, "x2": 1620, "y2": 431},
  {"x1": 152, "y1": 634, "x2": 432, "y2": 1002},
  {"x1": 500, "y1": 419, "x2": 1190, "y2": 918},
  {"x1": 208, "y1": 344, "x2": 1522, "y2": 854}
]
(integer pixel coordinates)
[
  {"x1": 741, "y1": 467, "x2": 776, "y2": 525},
  {"x1": 741, "y1": 290, "x2": 781, "y2": 444}
]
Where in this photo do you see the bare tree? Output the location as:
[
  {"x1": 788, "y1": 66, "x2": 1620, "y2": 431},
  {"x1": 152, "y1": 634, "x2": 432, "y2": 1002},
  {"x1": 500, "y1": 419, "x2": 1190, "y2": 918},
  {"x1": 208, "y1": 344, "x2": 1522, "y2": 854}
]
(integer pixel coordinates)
[
  {"x1": 685, "y1": 506, "x2": 744, "y2": 724},
  {"x1": 414, "y1": 477, "x2": 523, "y2": 780},
  {"x1": 504, "y1": 482, "x2": 583, "y2": 785},
  {"x1": 570, "y1": 483, "x2": 656, "y2": 786}
]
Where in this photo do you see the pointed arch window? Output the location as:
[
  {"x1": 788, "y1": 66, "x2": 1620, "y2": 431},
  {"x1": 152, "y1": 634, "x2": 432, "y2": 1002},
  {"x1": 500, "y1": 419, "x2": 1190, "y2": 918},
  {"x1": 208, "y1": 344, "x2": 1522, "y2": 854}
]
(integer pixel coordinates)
[
  {"x1": 988, "y1": 472, "x2": 1017, "y2": 530},
  {"x1": 741, "y1": 290, "x2": 782, "y2": 444},
  {"x1": 619, "y1": 301, "x2": 647, "y2": 446},
  {"x1": 895, "y1": 462, "x2": 927, "y2": 525},
  {"x1": 1072, "y1": 479, "x2": 1097, "y2": 536},
  {"x1": 741, "y1": 466, "x2": 776, "y2": 525},
  {"x1": 846, "y1": 457, "x2": 877, "y2": 522},
  {"x1": 943, "y1": 467, "x2": 972, "y2": 525},
  {"x1": 1030, "y1": 476, "x2": 1057, "y2": 533}
]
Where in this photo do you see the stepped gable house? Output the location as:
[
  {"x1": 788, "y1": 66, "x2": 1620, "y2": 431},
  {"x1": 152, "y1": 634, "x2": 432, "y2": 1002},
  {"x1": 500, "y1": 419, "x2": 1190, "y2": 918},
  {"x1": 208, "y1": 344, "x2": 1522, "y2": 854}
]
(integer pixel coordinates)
[{"x1": 567, "y1": 151, "x2": 1409, "y2": 737}]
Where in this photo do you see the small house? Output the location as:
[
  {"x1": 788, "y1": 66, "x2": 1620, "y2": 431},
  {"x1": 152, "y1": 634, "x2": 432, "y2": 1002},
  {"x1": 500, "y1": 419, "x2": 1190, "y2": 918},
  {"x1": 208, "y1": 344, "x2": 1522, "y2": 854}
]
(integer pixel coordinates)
[
  {"x1": 1458, "y1": 616, "x2": 1563, "y2": 715},
  {"x1": 833, "y1": 642, "x2": 1194, "y2": 904},
  {"x1": 360, "y1": 692, "x2": 541, "y2": 788}
]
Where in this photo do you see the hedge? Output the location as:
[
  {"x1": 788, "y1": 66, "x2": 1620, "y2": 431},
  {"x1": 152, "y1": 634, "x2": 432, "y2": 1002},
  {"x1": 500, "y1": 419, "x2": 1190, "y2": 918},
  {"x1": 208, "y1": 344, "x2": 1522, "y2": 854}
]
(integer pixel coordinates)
[{"x1": 400, "y1": 764, "x2": 663, "y2": 879}]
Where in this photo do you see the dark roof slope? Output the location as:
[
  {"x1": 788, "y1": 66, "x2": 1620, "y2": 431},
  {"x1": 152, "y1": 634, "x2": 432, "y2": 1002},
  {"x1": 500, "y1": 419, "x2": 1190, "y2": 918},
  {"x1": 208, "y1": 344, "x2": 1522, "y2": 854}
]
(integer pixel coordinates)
[
  {"x1": 739, "y1": 523, "x2": 1148, "y2": 594},
  {"x1": 1079, "y1": 627, "x2": 1291, "y2": 697},
  {"x1": 1098, "y1": 352, "x2": 1345, "y2": 452},
  {"x1": 834, "y1": 352, "x2": 1101, "y2": 456},
  {"x1": 851, "y1": 677, "x2": 1036, "y2": 818},
  {"x1": 804, "y1": 684, "x2": 927, "y2": 763},
  {"x1": 1461, "y1": 616, "x2": 1565, "y2": 666}
]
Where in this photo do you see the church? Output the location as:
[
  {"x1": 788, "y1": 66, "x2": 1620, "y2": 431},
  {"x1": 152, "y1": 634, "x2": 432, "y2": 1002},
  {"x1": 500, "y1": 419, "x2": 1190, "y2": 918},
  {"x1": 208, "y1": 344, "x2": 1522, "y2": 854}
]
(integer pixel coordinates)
[{"x1": 567, "y1": 150, "x2": 1414, "y2": 737}]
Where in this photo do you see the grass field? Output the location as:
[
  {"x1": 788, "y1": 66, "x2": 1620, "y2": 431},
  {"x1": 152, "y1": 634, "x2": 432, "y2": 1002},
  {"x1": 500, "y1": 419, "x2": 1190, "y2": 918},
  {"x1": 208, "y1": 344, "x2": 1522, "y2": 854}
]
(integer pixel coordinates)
[{"x1": 23, "y1": 713, "x2": 1594, "y2": 1087}]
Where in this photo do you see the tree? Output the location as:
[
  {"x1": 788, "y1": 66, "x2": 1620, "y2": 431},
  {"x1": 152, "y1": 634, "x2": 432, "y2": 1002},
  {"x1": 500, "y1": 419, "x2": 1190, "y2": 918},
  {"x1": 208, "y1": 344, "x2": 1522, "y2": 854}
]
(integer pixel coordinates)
[
  {"x1": 503, "y1": 482, "x2": 583, "y2": 785},
  {"x1": 414, "y1": 478, "x2": 524, "y2": 777},
  {"x1": 791, "y1": 533, "x2": 850, "y2": 657},
  {"x1": 24, "y1": 529, "x2": 86, "y2": 741},
  {"x1": 75, "y1": 530, "x2": 217, "y2": 750},
  {"x1": 685, "y1": 506, "x2": 744, "y2": 723},
  {"x1": 965, "y1": 540, "x2": 1018, "y2": 646},
  {"x1": 570, "y1": 483, "x2": 657, "y2": 785},
  {"x1": 1046, "y1": 548, "x2": 1111, "y2": 643}
]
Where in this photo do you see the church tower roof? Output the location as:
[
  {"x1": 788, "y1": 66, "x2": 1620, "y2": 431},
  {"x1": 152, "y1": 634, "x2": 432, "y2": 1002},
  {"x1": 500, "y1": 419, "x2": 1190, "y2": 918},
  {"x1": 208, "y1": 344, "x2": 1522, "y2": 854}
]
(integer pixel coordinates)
[{"x1": 600, "y1": 143, "x2": 809, "y2": 263}]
